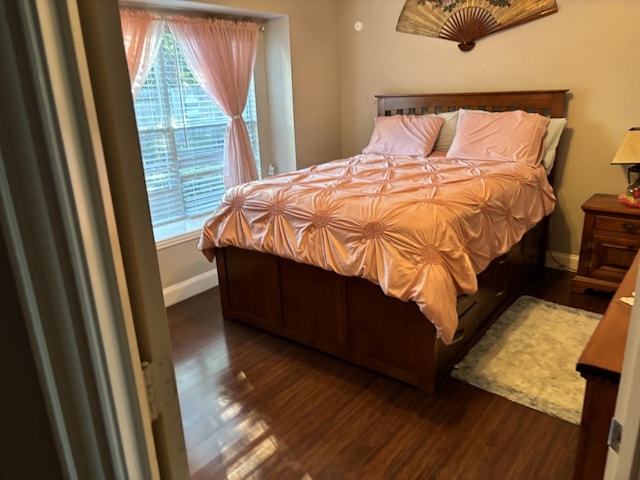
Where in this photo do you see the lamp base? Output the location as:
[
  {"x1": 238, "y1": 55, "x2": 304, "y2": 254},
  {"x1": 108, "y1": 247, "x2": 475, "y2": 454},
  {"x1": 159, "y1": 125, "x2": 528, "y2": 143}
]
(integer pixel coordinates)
[{"x1": 618, "y1": 178, "x2": 640, "y2": 207}]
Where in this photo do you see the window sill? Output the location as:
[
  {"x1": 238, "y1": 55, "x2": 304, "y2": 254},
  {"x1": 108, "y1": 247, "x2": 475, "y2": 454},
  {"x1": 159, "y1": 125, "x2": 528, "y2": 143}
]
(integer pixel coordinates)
[{"x1": 154, "y1": 214, "x2": 211, "y2": 250}]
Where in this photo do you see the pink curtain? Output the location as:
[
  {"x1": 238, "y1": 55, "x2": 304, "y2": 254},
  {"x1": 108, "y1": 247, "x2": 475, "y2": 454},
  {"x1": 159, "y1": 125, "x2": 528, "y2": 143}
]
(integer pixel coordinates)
[
  {"x1": 119, "y1": 9, "x2": 164, "y2": 99},
  {"x1": 168, "y1": 17, "x2": 259, "y2": 188}
]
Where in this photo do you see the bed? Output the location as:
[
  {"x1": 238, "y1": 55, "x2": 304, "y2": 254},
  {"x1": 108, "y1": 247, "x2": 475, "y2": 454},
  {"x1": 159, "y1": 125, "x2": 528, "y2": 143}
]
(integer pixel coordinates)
[{"x1": 200, "y1": 89, "x2": 568, "y2": 393}]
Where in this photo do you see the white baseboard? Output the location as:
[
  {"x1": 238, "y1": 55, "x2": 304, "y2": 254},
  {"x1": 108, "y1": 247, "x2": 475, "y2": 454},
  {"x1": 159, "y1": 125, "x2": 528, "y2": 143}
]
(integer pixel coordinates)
[
  {"x1": 162, "y1": 268, "x2": 219, "y2": 307},
  {"x1": 545, "y1": 250, "x2": 579, "y2": 272}
]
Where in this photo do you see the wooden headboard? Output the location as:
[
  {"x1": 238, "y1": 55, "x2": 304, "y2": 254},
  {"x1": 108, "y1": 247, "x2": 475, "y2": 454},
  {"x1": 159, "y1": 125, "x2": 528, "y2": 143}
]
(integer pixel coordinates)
[{"x1": 376, "y1": 90, "x2": 568, "y2": 118}]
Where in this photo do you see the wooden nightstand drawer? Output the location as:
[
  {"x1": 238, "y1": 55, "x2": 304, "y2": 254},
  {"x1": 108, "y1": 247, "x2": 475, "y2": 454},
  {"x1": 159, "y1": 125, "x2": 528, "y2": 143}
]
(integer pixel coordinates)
[
  {"x1": 594, "y1": 215, "x2": 640, "y2": 236},
  {"x1": 571, "y1": 193, "x2": 640, "y2": 294},
  {"x1": 590, "y1": 234, "x2": 640, "y2": 281}
]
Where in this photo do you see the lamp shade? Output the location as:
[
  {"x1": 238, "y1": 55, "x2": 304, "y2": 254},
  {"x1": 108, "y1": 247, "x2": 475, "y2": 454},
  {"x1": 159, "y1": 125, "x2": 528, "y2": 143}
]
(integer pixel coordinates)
[{"x1": 611, "y1": 128, "x2": 640, "y2": 164}]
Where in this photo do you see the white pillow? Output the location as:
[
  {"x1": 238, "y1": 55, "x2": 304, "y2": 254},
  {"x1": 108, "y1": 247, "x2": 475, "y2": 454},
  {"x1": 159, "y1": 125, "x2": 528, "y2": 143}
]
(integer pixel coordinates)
[
  {"x1": 542, "y1": 118, "x2": 567, "y2": 173},
  {"x1": 433, "y1": 110, "x2": 460, "y2": 152}
]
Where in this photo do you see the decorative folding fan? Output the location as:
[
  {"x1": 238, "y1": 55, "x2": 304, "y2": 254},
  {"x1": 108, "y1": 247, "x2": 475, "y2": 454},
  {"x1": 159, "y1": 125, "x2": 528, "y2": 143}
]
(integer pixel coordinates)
[{"x1": 396, "y1": 0, "x2": 557, "y2": 51}]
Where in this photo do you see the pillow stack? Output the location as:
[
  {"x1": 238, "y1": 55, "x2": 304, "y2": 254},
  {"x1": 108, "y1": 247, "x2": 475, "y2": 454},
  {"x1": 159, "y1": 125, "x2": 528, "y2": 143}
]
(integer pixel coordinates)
[
  {"x1": 447, "y1": 109, "x2": 550, "y2": 167},
  {"x1": 362, "y1": 109, "x2": 567, "y2": 172}
]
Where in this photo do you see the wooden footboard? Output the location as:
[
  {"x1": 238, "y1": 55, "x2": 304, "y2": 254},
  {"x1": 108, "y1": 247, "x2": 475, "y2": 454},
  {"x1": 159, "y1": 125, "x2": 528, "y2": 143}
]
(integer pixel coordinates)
[{"x1": 214, "y1": 221, "x2": 546, "y2": 393}]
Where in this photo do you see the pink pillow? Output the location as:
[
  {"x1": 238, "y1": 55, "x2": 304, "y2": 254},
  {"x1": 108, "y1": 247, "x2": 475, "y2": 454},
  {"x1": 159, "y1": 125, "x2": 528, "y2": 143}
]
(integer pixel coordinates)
[
  {"x1": 447, "y1": 110, "x2": 550, "y2": 166},
  {"x1": 362, "y1": 115, "x2": 445, "y2": 156}
]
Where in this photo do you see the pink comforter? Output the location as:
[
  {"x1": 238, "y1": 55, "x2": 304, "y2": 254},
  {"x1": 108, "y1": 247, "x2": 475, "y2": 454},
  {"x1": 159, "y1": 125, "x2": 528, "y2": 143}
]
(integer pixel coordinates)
[{"x1": 199, "y1": 154, "x2": 555, "y2": 344}]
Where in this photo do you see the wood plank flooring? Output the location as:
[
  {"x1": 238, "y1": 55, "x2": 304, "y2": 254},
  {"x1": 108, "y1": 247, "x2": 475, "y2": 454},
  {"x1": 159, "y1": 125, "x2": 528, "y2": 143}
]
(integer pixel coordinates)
[{"x1": 167, "y1": 267, "x2": 612, "y2": 480}]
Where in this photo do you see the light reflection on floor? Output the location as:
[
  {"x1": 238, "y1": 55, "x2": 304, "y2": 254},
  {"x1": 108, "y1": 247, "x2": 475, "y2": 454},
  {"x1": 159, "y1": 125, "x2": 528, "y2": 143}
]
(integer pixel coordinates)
[{"x1": 182, "y1": 368, "x2": 313, "y2": 479}]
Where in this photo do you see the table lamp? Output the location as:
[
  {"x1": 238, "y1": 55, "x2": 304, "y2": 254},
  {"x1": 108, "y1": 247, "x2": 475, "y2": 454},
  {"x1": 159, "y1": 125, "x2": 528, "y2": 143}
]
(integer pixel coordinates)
[{"x1": 612, "y1": 127, "x2": 640, "y2": 207}]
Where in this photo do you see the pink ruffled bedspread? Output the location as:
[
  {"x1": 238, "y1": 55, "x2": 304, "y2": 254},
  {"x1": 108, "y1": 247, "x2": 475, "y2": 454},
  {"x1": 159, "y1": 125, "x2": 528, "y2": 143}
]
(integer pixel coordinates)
[{"x1": 199, "y1": 154, "x2": 555, "y2": 344}]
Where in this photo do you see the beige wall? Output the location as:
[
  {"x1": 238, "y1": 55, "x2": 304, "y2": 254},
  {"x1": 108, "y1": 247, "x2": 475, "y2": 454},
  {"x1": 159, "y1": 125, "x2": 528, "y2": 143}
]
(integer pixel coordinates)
[
  {"x1": 336, "y1": 0, "x2": 640, "y2": 256},
  {"x1": 157, "y1": 237, "x2": 206, "y2": 289}
]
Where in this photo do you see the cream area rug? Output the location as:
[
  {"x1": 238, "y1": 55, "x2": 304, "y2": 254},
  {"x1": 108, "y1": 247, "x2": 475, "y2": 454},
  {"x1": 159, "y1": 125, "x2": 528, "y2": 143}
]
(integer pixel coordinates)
[{"x1": 450, "y1": 295, "x2": 602, "y2": 425}]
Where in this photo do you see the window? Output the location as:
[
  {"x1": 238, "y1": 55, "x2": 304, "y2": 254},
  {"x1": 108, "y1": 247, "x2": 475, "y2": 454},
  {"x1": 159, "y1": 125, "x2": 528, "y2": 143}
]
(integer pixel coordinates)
[{"x1": 133, "y1": 29, "x2": 260, "y2": 242}]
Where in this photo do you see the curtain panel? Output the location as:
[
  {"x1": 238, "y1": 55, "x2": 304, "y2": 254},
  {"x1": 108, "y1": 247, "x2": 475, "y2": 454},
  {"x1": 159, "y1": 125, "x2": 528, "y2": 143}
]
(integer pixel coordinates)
[
  {"x1": 119, "y1": 9, "x2": 164, "y2": 99},
  {"x1": 168, "y1": 17, "x2": 260, "y2": 188}
]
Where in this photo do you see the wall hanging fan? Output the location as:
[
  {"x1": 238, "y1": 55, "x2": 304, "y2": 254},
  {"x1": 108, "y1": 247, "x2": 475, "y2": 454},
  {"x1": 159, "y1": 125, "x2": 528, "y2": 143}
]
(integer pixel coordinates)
[{"x1": 396, "y1": 0, "x2": 558, "y2": 51}]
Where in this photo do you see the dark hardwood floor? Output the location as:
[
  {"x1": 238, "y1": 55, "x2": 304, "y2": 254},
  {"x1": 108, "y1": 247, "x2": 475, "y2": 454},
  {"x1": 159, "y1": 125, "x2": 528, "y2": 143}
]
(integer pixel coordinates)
[{"x1": 166, "y1": 267, "x2": 612, "y2": 480}]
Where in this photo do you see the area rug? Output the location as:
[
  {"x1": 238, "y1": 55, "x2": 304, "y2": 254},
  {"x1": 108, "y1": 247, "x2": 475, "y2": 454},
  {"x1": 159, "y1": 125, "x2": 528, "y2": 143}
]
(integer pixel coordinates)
[{"x1": 450, "y1": 295, "x2": 602, "y2": 425}]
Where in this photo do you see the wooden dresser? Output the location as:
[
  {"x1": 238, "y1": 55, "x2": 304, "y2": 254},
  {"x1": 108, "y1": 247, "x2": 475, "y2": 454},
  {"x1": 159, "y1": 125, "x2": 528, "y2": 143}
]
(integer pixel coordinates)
[
  {"x1": 572, "y1": 193, "x2": 640, "y2": 294},
  {"x1": 573, "y1": 250, "x2": 637, "y2": 479}
]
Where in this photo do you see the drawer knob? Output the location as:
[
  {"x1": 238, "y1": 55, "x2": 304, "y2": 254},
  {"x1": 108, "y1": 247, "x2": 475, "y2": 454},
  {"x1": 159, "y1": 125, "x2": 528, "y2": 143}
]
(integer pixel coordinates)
[{"x1": 622, "y1": 222, "x2": 640, "y2": 234}]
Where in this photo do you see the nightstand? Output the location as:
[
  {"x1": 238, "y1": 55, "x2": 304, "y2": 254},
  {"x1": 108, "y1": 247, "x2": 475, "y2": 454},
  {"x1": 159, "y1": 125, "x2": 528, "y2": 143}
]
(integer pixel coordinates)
[{"x1": 571, "y1": 193, "x2": 640, "y2": 293}]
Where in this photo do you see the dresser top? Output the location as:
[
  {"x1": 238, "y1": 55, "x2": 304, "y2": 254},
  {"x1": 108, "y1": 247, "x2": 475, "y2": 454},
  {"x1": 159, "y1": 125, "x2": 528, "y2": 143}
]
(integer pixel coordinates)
[{"x1": 577, "y1": 250, "x2": 638, "y2": 378}]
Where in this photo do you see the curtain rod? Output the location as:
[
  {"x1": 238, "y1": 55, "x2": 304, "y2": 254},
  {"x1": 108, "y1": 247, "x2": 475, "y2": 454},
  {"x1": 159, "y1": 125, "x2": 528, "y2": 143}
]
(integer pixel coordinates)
[{"x1": 120, "y1": 5, "x2": 266, "y2": 28}]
